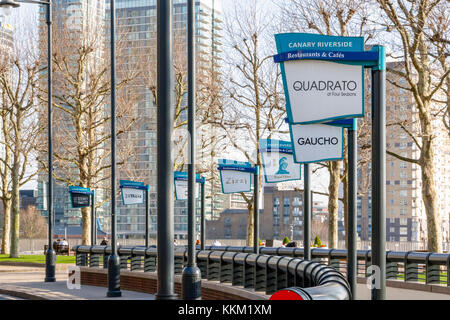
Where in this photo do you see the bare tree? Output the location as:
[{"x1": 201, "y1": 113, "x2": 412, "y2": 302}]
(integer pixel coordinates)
[
  {"x1": 0, "y1": 91, "x2": 12, "y2": 254},
  {"x1": 20, "y1": 206, "x2": 47, "y2": 239},
  {"x1": 37, "y1": 11, "x2": 139, "y2": 245},
  {"x1": 278, "y1": 0, "x2": 374, "y2": 248},
  {"x1": 375, "y1": 0, "x2": 450, "y2": 252},
  {"x1": 220, "y1": 0, "x2": 286, "y2": 246},
  {"x1": 0, "y1": 47, "x2": 42, "y2": 257}
]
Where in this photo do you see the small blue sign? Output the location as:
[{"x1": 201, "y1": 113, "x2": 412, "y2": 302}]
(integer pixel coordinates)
[
  {"x1": 259, "y1": 139, "x2": 302, "y2": 183},
  {"x1": 119, "y1": 180, "x2": 149, "y2": 190},
  {"x1": 69, "y1": 186, "x2": 92, "y2": 208},
  {"x1": 217, "y1": 159, "x2": 257, "y2": 173}
]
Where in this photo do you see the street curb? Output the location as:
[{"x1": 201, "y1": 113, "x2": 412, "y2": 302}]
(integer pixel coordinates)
[
  {"x1": 0, "y1": 287, "x2": 49, "y2": 300},
  {"x1": 0, "y1": 262, "x2": 72, "y2": 270}
]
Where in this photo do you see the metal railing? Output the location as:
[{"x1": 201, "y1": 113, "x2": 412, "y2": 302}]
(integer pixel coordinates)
[
  {"x1": 72, "y1": 245, "x2": 351, "y2": 300},
  {"x1": 205, "y1": 246, "x2": 450, "y2": 287}
]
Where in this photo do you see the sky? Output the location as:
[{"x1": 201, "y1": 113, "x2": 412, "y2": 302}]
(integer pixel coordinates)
[{"x1": 3, "y1": 0, "x2": 330, "y2": 204}]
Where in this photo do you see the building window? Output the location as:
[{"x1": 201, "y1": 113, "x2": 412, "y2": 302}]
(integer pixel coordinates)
[{"x1": 283, "y1": 197, "x2": 290, "y2": 217}]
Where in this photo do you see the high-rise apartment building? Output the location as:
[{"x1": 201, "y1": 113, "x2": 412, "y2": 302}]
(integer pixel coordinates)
[
  {"x1": 106, "y1": 0, "x2": 223, "y2": 239},
  {"x1": 0, "y1": 17, "x2": 13, "y2": 184},
  {"x1": 36, "y1": 0, "x2": 108, "y2": 229},
  {"x1": 358, "y1": 62, "x2": 450, "y2": 244}
]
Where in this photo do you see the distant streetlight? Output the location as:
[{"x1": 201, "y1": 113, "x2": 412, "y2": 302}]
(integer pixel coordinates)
[{"x1": 0, "y1": 0, "x2": 56, "y2": 283}]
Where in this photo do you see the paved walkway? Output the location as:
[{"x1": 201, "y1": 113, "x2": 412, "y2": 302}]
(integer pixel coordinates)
[
  {"x1": 356, "y1": 283, "x2": 450, "y2": 300},
  {"x1": 1, "y1": 265, "x2": 449, "y2": 300},
  {"x1": 0, "y1": 266, "x2": 155, "y2": 300}
]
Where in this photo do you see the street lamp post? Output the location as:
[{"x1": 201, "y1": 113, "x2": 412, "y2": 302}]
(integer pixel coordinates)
[
  {"x1": 0, "y1": 0, "x2": 55, "y2": 283},
  {"x1": 181, "y1": 0, "x2": 202, "y2": 300},
  {"x1": 107, "y1": 0, "x2": 121, "y2": 298},
  {"x1": 156, "y1": 0, "x2": 177, "y2": 300}
]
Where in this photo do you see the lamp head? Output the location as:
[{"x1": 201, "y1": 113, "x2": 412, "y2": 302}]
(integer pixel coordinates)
[{"x1": 0, "y1": 0, "x2": 20, "y2": 16}]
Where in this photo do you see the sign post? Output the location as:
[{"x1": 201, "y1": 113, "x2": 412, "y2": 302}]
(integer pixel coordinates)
[
  {"x1": 119, "y1": 180, "x2": 149, "y2": 246},
  {"x1": 259, "y1": 139, "x2": 301, "y2": 183},
  {"x1": 218, "y1": 159, "x2": 259, "y2": 252},
  {"x1": 253, "y1": 166, "x2": 260, "y2": 254},
  {"x1": 91, "y1": 190, "x2": 96, "y2": 245},
  {"x1": 273, "y1": 32, "x2": 386, "y2": 300},
  {"x1": 200, "y1": 180, "x2": 205, "y2": 250},
  {"x1": 68, "y1": 186, "x2": 94, "y2": 245}
]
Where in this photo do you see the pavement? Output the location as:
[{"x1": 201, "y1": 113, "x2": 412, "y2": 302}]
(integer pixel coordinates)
[
  {"x1": 0, "y1": 265, "x2": 449, "y2": 300},
  {"x1": 355, "y1": 283, "x2": 450, "y2": 300},
  {"x1": 0, "y1": 265, "x2": 155, "y2": 300}
]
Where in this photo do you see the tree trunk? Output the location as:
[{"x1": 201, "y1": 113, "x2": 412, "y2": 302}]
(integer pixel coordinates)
[
  {"x1": 9, "y1": 165, "x2": 20, "y2": 258},
  {"x1": 247, "y1": 203, "x2": 254, "y2": 247},
  {"x1": 421, "y1": 137, "x2": 442, "y2": 253},
  {"x1": 1, "y1": 199, "x2": 11, "y2": 254},
  {"x1": 327, "y1": 161, "x2": 340, "y2": 248},
  {"x1": 81, "y1": 206, "x2": 91, "y2": 245}
]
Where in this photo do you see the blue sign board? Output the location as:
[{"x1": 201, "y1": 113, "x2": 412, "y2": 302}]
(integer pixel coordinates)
[
  {"x1": 259, "y1": 139, "x2": 302, "y2": 183},
  {"x1": 119, "y1": 180, "x2": 148, "y2": 205},
  {"x1": 173, "y1": 172, "x2": 204, "y2": 200},
  {"x1": 274, "y1": 33, "x2": 365, "y2": 124},
  {"x1": 69, "y1": 186, "x2": 92, "y2": 208},
  {"x1": 218, "y1": 159, "x2": 256, "y2": 194}
]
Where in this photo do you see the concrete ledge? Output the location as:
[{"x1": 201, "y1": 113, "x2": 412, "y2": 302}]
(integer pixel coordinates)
[
  {"x1": 0, "y1": 261, "x2": 71, "y2": 271},
  {"x1": 0, "y1": 286, "x2": 48, "y2": 300},
  {"x1": 78, "y1": 267, "x2": 269, "y2": 300},
  {"x1": 357, "y1": 276, "x2": 450, "y2": 295}
]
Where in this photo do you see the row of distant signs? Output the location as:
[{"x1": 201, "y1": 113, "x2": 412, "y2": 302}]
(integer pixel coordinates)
[
  {"x1": 218, "y1": 139, "x2": 302, "y2": 194},
  {"x1": 217, "y1": 33, "x2": 369, "y2": 194},
  {"x1": 274, "y1": 33, "x2": 366, "y2": 163},
  {"x1": 69, "y1": 175, "x2": 207, "y2": 209}
]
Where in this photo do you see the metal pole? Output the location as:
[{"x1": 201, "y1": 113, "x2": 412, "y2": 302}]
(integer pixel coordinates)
[
  {"x1": 347, "y1": 122, "x2": 357, "y2": 299},
  {"x1": 182, "y1": 0, "x2": 202, "y2": 300},
  {"x1": 145, "y1": 187, "x2": 149, "y2": 248},
  {"x1": 107, "y1": 0, "x2": 121, "y2": 298},
  {"x1": 371, "y1": 45, "x2": 386, "y2": 300},
  {"x1": 253, "y1": 166, "x2": 260, "y2": 254},
  {"x1": 303, "y1": 163, "x2": 311, "y2": 260},
  {"x1": 91, "y1": 191, "x2": 96, "y2": 246},
  {"x1": 200, "y1": 182, "x2": 205, "y2": 250},
  {"x1": 44, "y1": 1, "x2": 56, "y2": 283},
  {"x1": 156, "y1": 0, "x2": 177, "y2": 300}
]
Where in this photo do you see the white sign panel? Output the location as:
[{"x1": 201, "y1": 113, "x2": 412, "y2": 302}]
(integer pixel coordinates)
[
  {"x1": 284, "y1": 60, "x2": 363, "y2": 124},
  {"x1": 261, "y1": 152, "x2": 301, "y2": 183},
  {"x1": 290, "y1": 123, "x2": 344, "y2": 163},
  {"x1": 122, "y1": 187, "x2": 145, "y2": 205},
  {"x1": 174, "y1": 180, "x2": 199, "y2": 200},
  {"x1": 220, "y1": 170, "x2": 252, "y2": 194}
]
